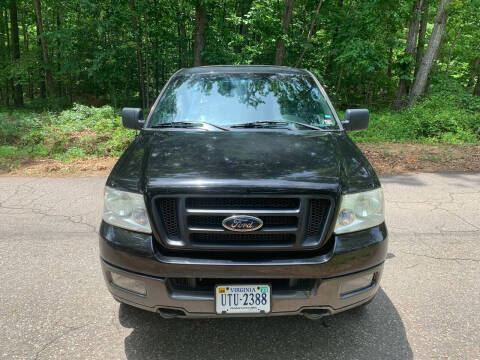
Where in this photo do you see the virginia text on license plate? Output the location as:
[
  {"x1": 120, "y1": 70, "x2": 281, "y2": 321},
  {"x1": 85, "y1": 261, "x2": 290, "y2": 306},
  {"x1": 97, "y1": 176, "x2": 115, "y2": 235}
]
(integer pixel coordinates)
[{"x1": 215, "y1": 284, "x2": 271, "y2": 314}]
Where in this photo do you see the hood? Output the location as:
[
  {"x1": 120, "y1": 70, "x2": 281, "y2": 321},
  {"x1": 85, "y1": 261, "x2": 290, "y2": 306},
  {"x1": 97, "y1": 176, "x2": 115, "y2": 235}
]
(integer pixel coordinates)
[{"x1": 107, "y1": 130, "x2": 379, "y2": 194}]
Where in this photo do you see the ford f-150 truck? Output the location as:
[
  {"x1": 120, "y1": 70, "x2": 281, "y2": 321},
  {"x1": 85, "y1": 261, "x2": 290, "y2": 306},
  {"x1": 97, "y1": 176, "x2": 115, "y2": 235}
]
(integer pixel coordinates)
[{"x1": 99, "y1": 65, "x2": 387, "y2": 319}]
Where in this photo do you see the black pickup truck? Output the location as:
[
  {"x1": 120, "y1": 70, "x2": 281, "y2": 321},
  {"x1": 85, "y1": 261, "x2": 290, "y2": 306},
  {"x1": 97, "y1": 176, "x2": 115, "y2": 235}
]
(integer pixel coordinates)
[{"x1": 99, "y1": 65, "x2": 387, "y2": 319}]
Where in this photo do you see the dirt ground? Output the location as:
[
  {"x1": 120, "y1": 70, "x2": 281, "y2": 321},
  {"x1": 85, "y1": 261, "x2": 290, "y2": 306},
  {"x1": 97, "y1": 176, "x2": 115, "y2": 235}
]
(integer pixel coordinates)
[
  {"x1": 1, "y1": 143, "x2": 479, "y2": 177},
  {"x1": 358, "y1": 143, "x2": 480, "y2": 175}
]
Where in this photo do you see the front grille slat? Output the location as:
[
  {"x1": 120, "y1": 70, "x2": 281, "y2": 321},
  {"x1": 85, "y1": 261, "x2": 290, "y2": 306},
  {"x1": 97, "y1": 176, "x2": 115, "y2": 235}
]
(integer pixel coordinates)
[
  {"x1": 188, "y1": 215, "x2": 298, "y2": 227},
  {"x1": 185, "y1": 197, "x2": 300, "y2": 210},
  {"x1": 190, "y1": 233, "x2": 296, "y2": 247},
  {"x1": 188, "y1": 226, "x2": 298, "y2": 234},
  {"x1": 186, "y1": 208, "x2": 300, "y2": 215},
  {"x1": 151, "y1": 196, "x2": 332, "y2": 252}
]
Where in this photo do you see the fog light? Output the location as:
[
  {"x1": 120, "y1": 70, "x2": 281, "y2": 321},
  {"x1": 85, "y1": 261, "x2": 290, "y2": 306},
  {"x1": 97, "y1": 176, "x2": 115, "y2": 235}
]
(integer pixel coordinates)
[
  {"x1": 340, "y1": 273, "x2": 374, "y2": 296},
  {"x1": 111, "y1": 272, "x2": 146, "y2": 295}
]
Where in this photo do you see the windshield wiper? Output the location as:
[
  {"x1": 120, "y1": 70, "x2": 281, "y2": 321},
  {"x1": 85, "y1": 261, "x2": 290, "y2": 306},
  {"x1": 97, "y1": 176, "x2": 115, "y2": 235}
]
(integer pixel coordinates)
[
  {"x1": 285, "y1": 121, "x2": 326, "y2": 131},
  {"x1": 150, "y1": 121, "x2": 229, "y2": 131},
  {"x1": 230, "y1": 120, "x2": 326, "y2": 131},
  {"x1": 230, "y1": 121, "x2": 291, "y2": 129}
]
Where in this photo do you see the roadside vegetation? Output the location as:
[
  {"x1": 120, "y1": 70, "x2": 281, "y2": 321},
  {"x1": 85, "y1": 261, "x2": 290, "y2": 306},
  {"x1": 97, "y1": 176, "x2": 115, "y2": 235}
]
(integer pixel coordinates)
[
  {"x1": 350, "y1": 79, "x2": 480, "y2": 144},
  {"x1": 0, "y1": 104, "x2": 134, "y2": 171},
  {"x1": 1, "y1": 78, "x2": 479, "y2": 174}
]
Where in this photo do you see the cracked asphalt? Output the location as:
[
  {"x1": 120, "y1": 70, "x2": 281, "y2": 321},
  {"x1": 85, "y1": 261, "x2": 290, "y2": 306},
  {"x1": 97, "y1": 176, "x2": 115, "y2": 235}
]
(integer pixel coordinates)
[{"x1": 0, "y1": 172, "x2": 479, "y2": 359}]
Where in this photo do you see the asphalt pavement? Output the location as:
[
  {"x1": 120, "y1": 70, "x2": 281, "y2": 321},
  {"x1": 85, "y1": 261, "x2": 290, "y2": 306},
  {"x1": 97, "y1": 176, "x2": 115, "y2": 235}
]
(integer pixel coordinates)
[{"x1": 0, "y1": 172, "x2": 479, "y2": 359}]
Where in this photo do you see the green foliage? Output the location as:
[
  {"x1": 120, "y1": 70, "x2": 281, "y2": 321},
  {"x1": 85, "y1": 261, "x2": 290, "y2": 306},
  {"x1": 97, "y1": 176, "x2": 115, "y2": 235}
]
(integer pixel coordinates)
[
  {"x1": 351, "y1": 81, "x2": 480, "y2": 144},
  {"x1": 2, "y1": 0, "x2": 480, "y2": 112},
  {"x1": 0, "y1": 145, "x2": 29, "y2": 170},
  {"x1": 0, "y1": 104, "x2": 135, "y2": 169}
]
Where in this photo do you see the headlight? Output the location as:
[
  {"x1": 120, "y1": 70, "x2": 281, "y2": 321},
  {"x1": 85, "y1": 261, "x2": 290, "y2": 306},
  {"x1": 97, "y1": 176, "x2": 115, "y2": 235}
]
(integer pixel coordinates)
[
  {"x1": 334, "y1": 188, "x2": 384, "y2": 234},
  {"x1": 103, "y1": 186, "x2": 151, "y2": 233}
]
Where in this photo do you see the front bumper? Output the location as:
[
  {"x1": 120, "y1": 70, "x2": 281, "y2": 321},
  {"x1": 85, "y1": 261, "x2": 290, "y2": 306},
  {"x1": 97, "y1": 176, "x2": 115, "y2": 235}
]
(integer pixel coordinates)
[{"x1": 99, "y1": 222, "x2": 388, "y2": 317}]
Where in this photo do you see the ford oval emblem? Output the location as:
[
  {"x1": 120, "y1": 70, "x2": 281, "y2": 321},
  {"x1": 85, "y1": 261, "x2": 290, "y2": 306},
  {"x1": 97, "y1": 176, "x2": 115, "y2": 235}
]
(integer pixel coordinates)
[{"x1": 222, "y1": 215, "x2": 263, "y2": 232}]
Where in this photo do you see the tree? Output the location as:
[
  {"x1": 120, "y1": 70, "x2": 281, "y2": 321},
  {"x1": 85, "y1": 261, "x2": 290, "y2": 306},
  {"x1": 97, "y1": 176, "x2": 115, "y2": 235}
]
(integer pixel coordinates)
[
  {"x1": 295, "y1": 0, "x2": 324, "y2": 68},
  {"x1": 394, "y1": 0, "x2": 423, "y2": 110},
  {"x1": 415, "y1": 0, "x2": 429, "y2": 76},
  {"x1": 0, "y1": 0, "x2": 476, "y2": 111},
  {"x1": 177, "y1": 0, "x2": 187, "y2": 68},
  {"x1": 0, "y1": 10, "x2": 9, "y2": 106},
  {"x1": 474, "y1": 73, "x2": 480, "y2": 96},
  {"x1": 467, "y1": 56, "x2": 480, "y2": 89},
  {"x1": 9, "y1": 0, "x2": 23, "y2": 106},
  {"x1": 275, "y1": 0, "x2": 295, "y2": 66},
  {"x1": 409, "y1": 0, "x2": 451, "y2": 105},
  {"x1": 129, "y1": 0, "x2": 146, "y2": 108},
  {"x1": 33, "y1": 0, "x2": 54, "y2": 96},
  {"x1": 193, "y1": 0, "x2": 207, "y2": 66}
]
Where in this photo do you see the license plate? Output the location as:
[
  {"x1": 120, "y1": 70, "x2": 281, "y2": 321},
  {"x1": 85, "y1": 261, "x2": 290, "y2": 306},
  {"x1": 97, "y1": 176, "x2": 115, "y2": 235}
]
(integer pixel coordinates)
[{"x1": 215, "y1": 284, "x2": 271, "y2": 314}]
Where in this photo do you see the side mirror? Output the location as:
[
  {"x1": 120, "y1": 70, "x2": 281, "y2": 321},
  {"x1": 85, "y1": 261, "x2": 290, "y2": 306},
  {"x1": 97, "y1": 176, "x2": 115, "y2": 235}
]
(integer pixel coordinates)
[
  {"x1": 122, "y1": 108, "x2": 145, "y2": 130},
  {"x1": 342, "y1": 109, "x2": 369, "y2": 131}
]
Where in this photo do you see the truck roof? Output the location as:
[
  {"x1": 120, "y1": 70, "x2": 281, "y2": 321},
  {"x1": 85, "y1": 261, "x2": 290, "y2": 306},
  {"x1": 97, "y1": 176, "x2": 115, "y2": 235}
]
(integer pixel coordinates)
[{"x1": 177, "y1": 65, "x2": 310, "y2": 76}]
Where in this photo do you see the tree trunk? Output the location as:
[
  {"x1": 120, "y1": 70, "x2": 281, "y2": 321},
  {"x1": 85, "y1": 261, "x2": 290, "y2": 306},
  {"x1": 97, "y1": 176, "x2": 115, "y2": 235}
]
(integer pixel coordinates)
[
  {"x1": 1, "y1": 12, "x2": 8, "y2": 106},
  {"x1": 238, "y1": 0, "x2": 254, "y2": 38},
  {"x1": 474, "y1": 74, "x2": 480, "y2": 96},
  {"x1": 295, "y1": 0, "x2": 323, "y2": 67},
  {"x1": 33, "y1": 0, "x2": 54, "y2": 96},
  {"x1": 9, "y1": 0, "x2": 23, "y2": 106},
  {"x1": 393, "y1": 0, "x2": 423, "y2": 110},
  {"x1": 234, "y1": 0, "x2": 253, "y2": 54},
  {"x1": 129, "y1": 0, "x2": 146, "y2": 108},
  {"x1": 56, "y1": 12, "x2": 63, "y2": 97},
  {"x1": 193, "y1": 1, "x2": 207, "y2": 66},
  {"x1": 415, "y1": 0, "x2": 429, "y2": 76},
  {"x1": 409, "y1": 0, "x2": 451, "y2": 106},
  {"x1": 467, "y1": 56, "x2": 479, "y2": 89},
  {"x1": 145, "y1": 13, "x2": 150, "y2": 107},
  {"x1": 35, "y1": 24, "x2": 46, "y2": 99},
  {"x1": 177, "y1": 1, "x2": 187, "y2": 68},
  {"x1": 4, "y1": 9, "x2": 13, "y2": 106},
  {"x1": 275, "y1": 0, "x2": 295, "y2": 66},
  {"x1": 154, "y1": 15, "x2": 160, "y2": 93},
  {"x1": 21, "y1": 16, "x2": 34, "y2": 100}
]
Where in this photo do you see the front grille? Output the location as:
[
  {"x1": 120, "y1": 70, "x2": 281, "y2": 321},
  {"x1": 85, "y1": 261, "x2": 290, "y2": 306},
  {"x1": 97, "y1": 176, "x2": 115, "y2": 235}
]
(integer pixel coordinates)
[
  {"x1": 151, "y1": 195, "x2": 332, "y2": 252},
  {"x1": 190, "y1": 233, "x2": 296, "y2": 247},
  {"x1": 168, "y1": 278, "x2": 317, "y2": 293}
]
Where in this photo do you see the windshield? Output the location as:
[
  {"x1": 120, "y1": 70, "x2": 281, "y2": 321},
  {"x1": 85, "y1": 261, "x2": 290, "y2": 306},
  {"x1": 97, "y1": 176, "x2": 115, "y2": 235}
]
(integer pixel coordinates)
[{"x1": 148, "y1": 73, "x2": 339, "y2": 129}]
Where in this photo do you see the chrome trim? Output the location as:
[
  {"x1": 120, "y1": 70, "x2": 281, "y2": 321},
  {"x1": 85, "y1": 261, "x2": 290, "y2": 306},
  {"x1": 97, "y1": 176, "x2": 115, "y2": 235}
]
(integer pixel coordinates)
[
  {"x1": 221, "y1": 215, "x2": 263, "y2": 232},
  {"x1": 186, "y1": 208, "x2": 301, "y2": 215}
]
